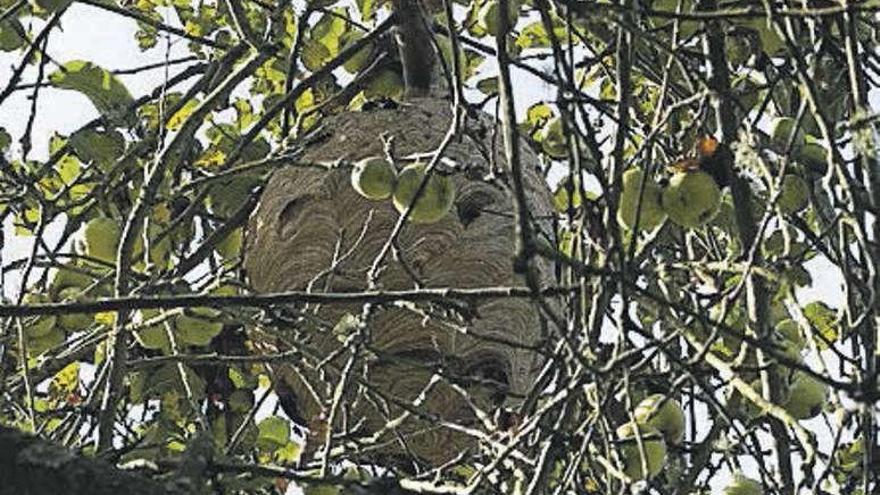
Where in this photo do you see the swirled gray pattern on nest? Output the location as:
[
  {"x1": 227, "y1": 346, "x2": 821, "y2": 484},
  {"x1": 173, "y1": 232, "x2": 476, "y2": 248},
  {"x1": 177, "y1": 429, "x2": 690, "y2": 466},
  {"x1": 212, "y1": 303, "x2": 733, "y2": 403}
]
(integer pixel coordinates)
[{"x1": 245, "y1": 97, "x2": 557, "y2": 464}]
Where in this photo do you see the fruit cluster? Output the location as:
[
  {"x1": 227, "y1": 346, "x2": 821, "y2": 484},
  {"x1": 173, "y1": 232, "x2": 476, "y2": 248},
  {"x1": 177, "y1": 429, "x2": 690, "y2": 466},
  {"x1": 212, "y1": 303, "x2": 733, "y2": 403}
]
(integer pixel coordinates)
[
  {"x1": 617, "y1": 165, "x2": 722, "y2": 232},
  {"x1": 614, "y1": 394, "x2": 684, "y2": 480},
  {"x1": 617, "y1": 137, "x2": 812, "y2": 233},
  {"x1": 350, "y1": 156, "x2": 456, "y2": 224}
]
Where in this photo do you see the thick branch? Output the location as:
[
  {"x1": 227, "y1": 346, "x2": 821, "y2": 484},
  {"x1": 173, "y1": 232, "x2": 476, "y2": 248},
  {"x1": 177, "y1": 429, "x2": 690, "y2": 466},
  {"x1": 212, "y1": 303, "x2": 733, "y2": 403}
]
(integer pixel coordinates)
[{"x1": 0, "y1": 426, "x2": 178, "y2": 495}]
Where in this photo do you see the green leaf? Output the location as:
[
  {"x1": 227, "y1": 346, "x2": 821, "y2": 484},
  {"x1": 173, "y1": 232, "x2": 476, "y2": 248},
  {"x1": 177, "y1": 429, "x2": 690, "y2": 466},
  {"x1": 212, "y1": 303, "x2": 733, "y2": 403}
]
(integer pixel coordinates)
[
  {"x1": 0, "y1": 19, "x2": 25, "y2": 52},
  {"x1": 515, "y1": 20, "x2": 567, "y2": 49},
  {"x1": 146, "y1": 364, "x2": 206, "y2": 401},
  {"x1": 802, "y1": 301, "x2": 839, "y2": 349},
  {"x1": 166, "y1": 97, "x2": 200, "y2": 131},
  {"x1": 228, "y1": 389, "x2": 254, "y2": 412},
  {"x1": 0, "y1": 127, "x2": 11, "y2": 152},
  {"x1": 476, "y1": 77, "x2": 499, "y2": 95},
  {"x1": 49, "y1": 60, "x2": 136, "y2": 127},
  {"x1": 69, "y1": 128, "x2": 126, "y2": 171},
  {"x1": 526, "y1": 103, "x2": 552, "y2": 129},
  {"x1": 745, "y1": 18, "x2": 784, "y2": 55},
  {"x1": 256, "y1": 416, "x2": 290, "y2": 449},
  {"x1": 301, "y1": 39, "x2": 331, "y2": 72},
  {"x1": 357, "y1": 0, "x2": 376, "y2": 20},
  {"x1": 553, "y1": 175, "x2": 584, "y2": 212},
  {"x1": 276, "y1": 441, "x2": 302, "y2": 464},
  {"x1": 206, "y1": 174, "x2": 262, "y2": 217},
  {"x1": 312, "y1": 10, "x2": 346, "y2": 57},
  {"x1": 49, "y1": 362, "x2": 80, "y2": 396}
]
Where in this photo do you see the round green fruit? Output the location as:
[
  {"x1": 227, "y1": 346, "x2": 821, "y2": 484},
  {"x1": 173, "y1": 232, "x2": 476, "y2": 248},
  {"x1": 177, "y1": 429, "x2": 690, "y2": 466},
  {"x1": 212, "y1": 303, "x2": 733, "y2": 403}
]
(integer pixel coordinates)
[
  {"x1": 392, "y1": 163, "x2": 455, "y2": 224},
  {"x1": 739, "y1": 379, "x2": 766, "y2": 420},
  {"x1": 25, "y1": 314, "x2": 58, "y2": 339},
  {"x1": 722, "y1": 473, "x2": 763, "y2": 495},
  {"x1": 782, "y1": 372, "x2": 827, "y2": 420},
  {"x1": 777, "y1": 174, "x2": 809, "y2": 214},
  {"x1": 27, "y1": 327, "x2": 65, "y2": 356},
  {"x1": 615, "y1": 422, "x2": 667, "y2": 481},
  {"x1": 134, "y1": 309, "x2": 171, "y2": 352},
  {"x1": 22, "y1": 294, "x2": 57, "y2": 338},
  {"x1": 770, "y1": 117, "x2": 805, "y2": 151},
  {"x1": 351, "y1": 157, "x2": 397, "y2": 201},
  {"x1": 56, "y1": 286, "x2": 94, "y2": 332},
  {"x1": 479, "y1": 0, "x2": 520, "y2": 37},
  {"x1": 661, "y1": 171, "x2": 721, "y2": 229},
  {"x1": 176, "y1": 308, "x2": 224, "y2": 347},
  {"x1": 539, "y1": 117, "x2": 568, "y2": 159},
  {"x1": 617, "y1": 168, "x2": 667, "y2": 231},
  {"x1": 633, "y1": 394, "x2": 685, "y2": 445},
  {"x1": 797, "y1": 141, "x2": 829, "y2": 171},
  {"x1": 775, "y1": 319, "x2": 805, "y2": 349}
]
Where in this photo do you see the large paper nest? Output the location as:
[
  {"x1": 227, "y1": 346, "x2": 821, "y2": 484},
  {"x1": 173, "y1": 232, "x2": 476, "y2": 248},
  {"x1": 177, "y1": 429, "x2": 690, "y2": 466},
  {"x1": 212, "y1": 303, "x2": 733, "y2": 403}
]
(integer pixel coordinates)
[{"x1": 245, "y1": 97, "x2": 557, "y2": 465}]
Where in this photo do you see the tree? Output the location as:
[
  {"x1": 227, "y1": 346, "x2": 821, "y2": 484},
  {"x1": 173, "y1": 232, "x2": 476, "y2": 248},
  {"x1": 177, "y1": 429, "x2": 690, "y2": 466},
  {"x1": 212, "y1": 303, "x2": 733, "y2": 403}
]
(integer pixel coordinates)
[{"x1": 0, "y1": 0, "x2": 877, "y2": 493}]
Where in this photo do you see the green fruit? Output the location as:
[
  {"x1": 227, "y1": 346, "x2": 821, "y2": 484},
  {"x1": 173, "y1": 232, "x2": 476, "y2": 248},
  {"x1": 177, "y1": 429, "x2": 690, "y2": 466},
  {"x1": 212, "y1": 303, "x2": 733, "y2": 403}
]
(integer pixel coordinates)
[
  {"x1": 777, "y1": 174, "x2": 809, "y2": 214},
  {"x1": 392, "y1": 163, "x2": 456, "y2": 224},
  {"x1": 661, "y1": 171, "x2": 721, "y2": 228},
  {"x1": 176, "y1": 308, "x2": 224, "y2": 347},
  {"x1": 22, "y1": 294, "x2": 57, "y2": 339},
  {"x1": 27, "y1": 327, "x2": 65, "y2": 356},
  {"x1": 617, "y1": 168, "x2": 667, "y2": 231},
  {"x1": 49, "y1": 266, "x2": 94, "y2": 294},
  {"x1": 78, "y1": 217, "x2": 120, "y2": 265},
  {"x1": 782, "y1": 372, "x2": 827, "y2": 419},
  {"x1": 56, "y1": 286, "x2": 94, "y2": 332},
  {"x1": 539, "y1": 117, "x2": 568, "y2": 159},
  {"x1": 738, "y1": 376, "x2": 793, "y2": 420},
  {"x1": 134, "y1": 317, "x2": 171, "y2": 352},
  {"x1": 351, "y1": 157, "x2": 397, "y2": 201},
  {"x1": 615, "y1": 422, "x2": 667, "y2": 481},
  {"x1": 633, "y1": 394, "x2": 685, "y2": 445},
  {"x1": 479, "y1": 0, "x2": 520, "y2": 36},
  {"x1": 797, "y1": 141, "x2": 829, "y2": 171},
  {"x1": 739, "y1": 379, "x2": 766, "y2": 420},
  {"x1": 25, "y1": 314, "x2": 58, "y2": 339},
  {"x1": 722, "y1": 473, "x2": 763, "y2": 495},
  {"x1": 770, "y1": 117, "x2": 805, "y2": 151}
]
